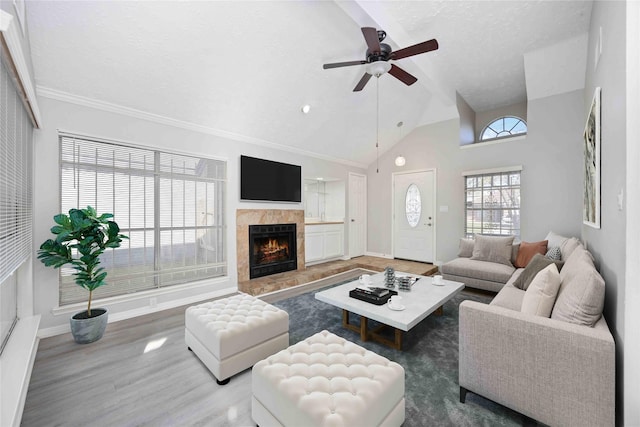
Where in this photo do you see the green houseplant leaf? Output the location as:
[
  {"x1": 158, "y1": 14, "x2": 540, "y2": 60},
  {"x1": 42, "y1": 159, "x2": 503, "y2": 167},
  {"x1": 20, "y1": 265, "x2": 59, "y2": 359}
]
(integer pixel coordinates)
[{"x1": 38, "y1": 206, "x2": 128, "y2": 317}]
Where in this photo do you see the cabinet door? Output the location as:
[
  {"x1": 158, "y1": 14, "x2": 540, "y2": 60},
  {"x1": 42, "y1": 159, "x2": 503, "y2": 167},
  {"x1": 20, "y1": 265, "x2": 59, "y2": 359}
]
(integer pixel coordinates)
[
  {"x1": 305, "y1": 229, "x2": 325, "y2": 263},
  {"x1": 324, "y1": 230, "x2": 343, "y2": 259}
]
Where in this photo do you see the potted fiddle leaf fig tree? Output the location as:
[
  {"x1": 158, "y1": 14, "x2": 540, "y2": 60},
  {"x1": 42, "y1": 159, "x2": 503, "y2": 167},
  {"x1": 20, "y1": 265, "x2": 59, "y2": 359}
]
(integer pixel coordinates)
[{"x1": 38, "y1": 206, "x2": 128, "y2": 344}]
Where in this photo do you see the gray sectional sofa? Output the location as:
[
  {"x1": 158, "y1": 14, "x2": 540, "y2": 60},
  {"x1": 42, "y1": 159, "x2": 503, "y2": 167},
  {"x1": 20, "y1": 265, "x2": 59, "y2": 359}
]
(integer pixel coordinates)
[
  {"x1": 458, "y1": 239, "x2": 615, "y2": 426},
  {"x1": 441, "y1": 232, "x2": 581, "y2": 292}
]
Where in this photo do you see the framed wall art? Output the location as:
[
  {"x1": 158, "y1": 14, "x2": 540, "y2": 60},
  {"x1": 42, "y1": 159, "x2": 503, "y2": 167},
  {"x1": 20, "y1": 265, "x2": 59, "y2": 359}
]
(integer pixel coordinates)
[{"x1": 583, "y1": 87, "x2": 601, "y2": 229}]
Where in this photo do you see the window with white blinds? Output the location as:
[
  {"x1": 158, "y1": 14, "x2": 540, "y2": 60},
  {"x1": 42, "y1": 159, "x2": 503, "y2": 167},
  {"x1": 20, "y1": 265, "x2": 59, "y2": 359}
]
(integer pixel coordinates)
[
  {"x1": 59, "y1": 135, "x2": 227, "y2": 305},
  {"x1": 0, "y1": 58, "x2": 33, "y2": 353},
  {"x1": 464, "y1": 170, "x2": 521, "y2": 238}
]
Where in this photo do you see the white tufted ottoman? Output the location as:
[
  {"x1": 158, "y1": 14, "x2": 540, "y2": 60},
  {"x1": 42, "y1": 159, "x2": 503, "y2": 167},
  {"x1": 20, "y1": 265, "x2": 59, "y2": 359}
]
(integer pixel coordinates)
[
  {"x1": 185, "y1": 293, "x2": 289, "y2": 385},
  {"x1": 252, "y1": 330, "x2": 405, "y2": 427}
]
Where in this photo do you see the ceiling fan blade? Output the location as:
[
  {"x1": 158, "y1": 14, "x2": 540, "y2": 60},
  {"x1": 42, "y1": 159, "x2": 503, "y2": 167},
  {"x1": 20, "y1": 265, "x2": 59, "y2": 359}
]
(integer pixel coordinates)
[
  {"x1": 389, "y1": 64, "x2": 418, "y2": 86},
  {"x1": 323, "y1": 60, "x2": 367, "y2": 69},
  {"x1": 361, "y1": 27, "x2": 381, "y2": 53},
  {"x1": 353, "y1": 73, "x2": 372, "y2": 92},
  {"x1": 392, "y1": 39, "x2": 439, "y2": 60}
]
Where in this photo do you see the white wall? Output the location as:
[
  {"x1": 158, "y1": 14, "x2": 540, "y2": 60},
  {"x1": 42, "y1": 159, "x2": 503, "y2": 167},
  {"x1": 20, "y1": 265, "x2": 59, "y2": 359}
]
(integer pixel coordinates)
[
  {"x1": 366, "y1": 89, "x2": 584, "y2": 264},
  {"x1": 581, "y1": 1, "x2": 628, "y2": 424},
  {"x1": 625, "y1": 2, "x2": 640, "y2": 424},
  {"x1": 32, "y1": 96, "x2": 365, "y2": 332},
  {"x1": 456, "y1": 93, "x2": 475, "y2": 146}
]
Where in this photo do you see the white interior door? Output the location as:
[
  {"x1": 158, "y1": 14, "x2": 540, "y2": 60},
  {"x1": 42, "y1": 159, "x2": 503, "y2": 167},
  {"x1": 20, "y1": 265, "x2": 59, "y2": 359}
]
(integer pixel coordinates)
[
  {"x1": 348, "y1": 172, "x2": 366, "y2": 258},
  {"x1": 393, "y1": 170, "x2": 435, "y2": 263}
]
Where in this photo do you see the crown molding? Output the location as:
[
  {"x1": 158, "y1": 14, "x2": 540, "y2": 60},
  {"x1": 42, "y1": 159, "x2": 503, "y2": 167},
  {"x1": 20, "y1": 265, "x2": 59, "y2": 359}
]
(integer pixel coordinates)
[
  {"x1": 0, "y1": 10, "x2": 41, "y2": 128},
  {"x1": 36, "y1": 86, "x2": 368, "y2": 170}
]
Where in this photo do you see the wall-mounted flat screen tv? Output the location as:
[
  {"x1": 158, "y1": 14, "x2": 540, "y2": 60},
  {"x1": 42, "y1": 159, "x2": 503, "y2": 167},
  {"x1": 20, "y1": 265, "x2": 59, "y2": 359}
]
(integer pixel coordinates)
[{"x1": 240, "y1": 155, "x2": 302, "y2": 203}]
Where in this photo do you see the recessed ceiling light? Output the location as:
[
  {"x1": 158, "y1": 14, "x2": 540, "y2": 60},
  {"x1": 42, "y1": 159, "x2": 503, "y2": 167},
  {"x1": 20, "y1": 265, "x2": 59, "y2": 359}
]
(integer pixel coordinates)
[{"x1": 301, "y1": 104, "x2": 311, "y2": 114}]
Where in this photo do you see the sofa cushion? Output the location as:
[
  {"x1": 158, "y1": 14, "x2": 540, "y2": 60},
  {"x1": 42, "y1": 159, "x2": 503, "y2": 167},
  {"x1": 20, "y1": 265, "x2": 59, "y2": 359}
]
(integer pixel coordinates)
[
  {"x1": 514, "y1": 240, "x2": 548, "y2": 268},
  {"x1": 559, "y1": 244, "x2": 594, "y2": 281},
  {"x1": 471, "y1": 234, "x2": 515, "y2": 266},
  {"x1": 544, "y1": 231, "x2": 569, "y2": 249},
  {"x1": 552, "y1": 247, "x2": 604, "y2": 327},
  {"x1": 544, "y1": 231, "x2": 582, "y2": 261},
  {"x1": 441, "y1": 257, "x2": 515, "y2": 284},
  {"x1": 560, "y1": 237, "x2": 582, "y2": 261},
  {"x1": 490, "y1": 282, "x2": 525, "y2": 311},
  {"x1": 513, "y1": 253, "x2": 564, "y2": 291},
  {"x1": 458, "y1": 238, "x2": 474, "y2": 257},
  {"x1": 511, "y1": 243, "x2": 520, "y2": 265},
  {"x1": 521, "y1": 264, "x2": 561, "y2": 317}
]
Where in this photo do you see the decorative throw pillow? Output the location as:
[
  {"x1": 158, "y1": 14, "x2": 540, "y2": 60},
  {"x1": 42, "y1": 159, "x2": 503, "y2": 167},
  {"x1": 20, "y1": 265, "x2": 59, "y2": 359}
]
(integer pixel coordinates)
[
  {"x1": 513, "y1": 253, "x2": 564, "y2": 290},
  {"x1": 546, "y1": 246, "x2": 562, "y2": 260},
  {"x1": 514, "y1": 240, "x2": 548, "y2": 268},
  {"x1": 470, "y1": 234, "x2": 515, "y2": 266},
  {"x1": 521, "y1": 264, "x2": 561, "y2": 317},
  {"x1": 458, "y1": 238, "x2": 474, "y2": 258},
  {"x1": 544, "y1": 231, "x2": 569, "y2": 250},
  {"x1": 551, "y1": 247, "x2": 605, "y2": 327}
]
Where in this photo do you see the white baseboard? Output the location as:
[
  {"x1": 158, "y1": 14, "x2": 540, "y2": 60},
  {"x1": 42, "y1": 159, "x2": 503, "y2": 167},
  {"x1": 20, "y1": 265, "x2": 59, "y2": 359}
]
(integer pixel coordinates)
[
  {"x1": 1, "y1": 315, "x2": 40, "y2": 427},
  {"x1": 365, "y1": 251, "x2": 394, "y2": 259},
  {"x1": 37, "y1": 286, "x2": 237, "y2": 339}
]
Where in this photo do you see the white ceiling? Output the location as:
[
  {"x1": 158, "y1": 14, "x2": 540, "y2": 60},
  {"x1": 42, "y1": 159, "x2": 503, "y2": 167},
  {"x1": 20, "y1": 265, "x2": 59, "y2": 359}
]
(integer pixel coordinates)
[{"x1": 26, "y1": 1, "x2": 593, "y2": 168}]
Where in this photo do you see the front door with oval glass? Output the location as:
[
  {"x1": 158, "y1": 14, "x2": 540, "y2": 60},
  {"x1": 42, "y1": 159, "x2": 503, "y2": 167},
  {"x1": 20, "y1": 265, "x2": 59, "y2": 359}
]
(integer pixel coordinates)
[{"x1": 393, "y1": 170, "x2": 435, "y2": 263}]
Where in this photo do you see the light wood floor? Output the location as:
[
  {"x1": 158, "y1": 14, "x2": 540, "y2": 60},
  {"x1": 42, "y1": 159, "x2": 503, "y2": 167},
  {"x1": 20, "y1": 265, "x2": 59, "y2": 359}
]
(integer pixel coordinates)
[{"x1": 22, "y1": 257, "x2": 436, "y2": 426}]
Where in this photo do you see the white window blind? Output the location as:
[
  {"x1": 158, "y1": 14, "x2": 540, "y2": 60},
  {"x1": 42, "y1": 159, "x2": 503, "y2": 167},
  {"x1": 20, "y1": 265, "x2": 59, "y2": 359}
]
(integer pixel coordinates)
[
  {"x1": 464, "y1": 170, "x2": 520, "y2": 237},
  {"x1": 0, "y1": 58, "x2": 33, "y2": 353},
  {"x1": 59, "y1": 135, "x2": 226, "y2": 305}
]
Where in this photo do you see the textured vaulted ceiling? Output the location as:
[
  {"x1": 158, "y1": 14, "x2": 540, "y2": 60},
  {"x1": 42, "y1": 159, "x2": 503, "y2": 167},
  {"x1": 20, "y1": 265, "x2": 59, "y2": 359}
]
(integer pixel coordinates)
[{"x1": 26, "y1": 1, "x2": 593, "y2": 168}]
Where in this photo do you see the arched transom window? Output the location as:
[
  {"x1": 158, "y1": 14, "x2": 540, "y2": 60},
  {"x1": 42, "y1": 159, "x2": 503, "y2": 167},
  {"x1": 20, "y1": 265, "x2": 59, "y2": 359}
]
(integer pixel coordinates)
[{"x1": 480, "y1": 116, "x2": 527, "y2": 141}]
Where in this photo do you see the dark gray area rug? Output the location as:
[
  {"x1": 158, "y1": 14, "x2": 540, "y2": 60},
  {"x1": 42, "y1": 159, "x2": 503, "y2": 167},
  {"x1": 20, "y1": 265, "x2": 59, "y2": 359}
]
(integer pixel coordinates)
[{"x1": 273, "y1": 281, "x2": 526, "y2": 427}]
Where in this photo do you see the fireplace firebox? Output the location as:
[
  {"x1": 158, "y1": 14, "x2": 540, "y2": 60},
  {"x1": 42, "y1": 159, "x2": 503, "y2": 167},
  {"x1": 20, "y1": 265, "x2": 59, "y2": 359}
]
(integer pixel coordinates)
[{"x1": 249, "y1": 223, "x2": 297, "y2": 279}]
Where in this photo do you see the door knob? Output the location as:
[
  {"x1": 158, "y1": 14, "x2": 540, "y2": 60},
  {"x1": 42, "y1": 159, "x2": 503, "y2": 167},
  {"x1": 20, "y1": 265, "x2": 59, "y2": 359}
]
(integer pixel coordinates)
[
  {"x1": 351, "y1": 219, "x2": 355, "y2": 222},
  {"x1": 427, "y1": 223, "x2": 432, "y2": 226}
]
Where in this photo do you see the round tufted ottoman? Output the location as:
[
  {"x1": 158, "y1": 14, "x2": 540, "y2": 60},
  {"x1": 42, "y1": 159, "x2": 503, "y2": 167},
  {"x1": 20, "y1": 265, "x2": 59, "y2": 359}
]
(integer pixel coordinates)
[
  {"x1": 185, "y1": 293, "x2": 289, "y2": 385},
  {"x1": 252, "y1": 330, "x2": 405, "y2": 427}
]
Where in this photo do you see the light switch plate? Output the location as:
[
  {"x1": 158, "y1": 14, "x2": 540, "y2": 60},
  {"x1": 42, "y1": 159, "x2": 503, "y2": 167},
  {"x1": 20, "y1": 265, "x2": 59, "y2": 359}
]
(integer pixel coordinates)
[{"x1": 618, "y1": 188, "x2": 624, "y2": 211}]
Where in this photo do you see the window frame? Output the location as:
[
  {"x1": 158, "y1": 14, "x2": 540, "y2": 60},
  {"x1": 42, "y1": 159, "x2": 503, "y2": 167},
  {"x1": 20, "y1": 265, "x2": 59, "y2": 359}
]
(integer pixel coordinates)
[
  {"x1": 58, "y1": 133, "x2": 227, "y2": 306},
  {"x1": 479, "y1": 116, "x2": 527, "y2": 142},
  {"x1": 463, "y1": 167, "x2": 521, "y2": 238},
  {"x1": 0, "y1": 58, "x2": 34, "y2": 354}
]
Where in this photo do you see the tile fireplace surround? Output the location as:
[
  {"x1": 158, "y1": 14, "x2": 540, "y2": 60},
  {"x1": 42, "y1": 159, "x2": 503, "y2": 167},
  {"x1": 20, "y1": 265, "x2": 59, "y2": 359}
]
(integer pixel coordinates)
[{"x1": 236, "y1": 209, "x2": 305, "y2": 283}]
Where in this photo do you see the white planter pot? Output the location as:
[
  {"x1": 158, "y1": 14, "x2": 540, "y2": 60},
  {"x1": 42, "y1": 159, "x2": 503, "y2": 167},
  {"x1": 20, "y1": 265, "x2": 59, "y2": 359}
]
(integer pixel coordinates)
[{"x1": 69, "y1": 308, "x2": 108, "y2": 344}]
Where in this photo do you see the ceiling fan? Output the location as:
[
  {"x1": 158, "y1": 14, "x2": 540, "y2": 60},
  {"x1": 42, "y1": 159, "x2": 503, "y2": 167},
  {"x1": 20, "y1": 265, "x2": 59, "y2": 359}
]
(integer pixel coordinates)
[{"x1": 323, "y1": 27, "x2": 439, "y2": 92}]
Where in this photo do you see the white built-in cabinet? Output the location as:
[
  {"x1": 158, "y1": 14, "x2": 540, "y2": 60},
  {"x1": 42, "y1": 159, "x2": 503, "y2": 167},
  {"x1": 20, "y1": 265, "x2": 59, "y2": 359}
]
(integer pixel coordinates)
[{"x1": 305, "y1": 223, "x2": 344, "y2": 264}]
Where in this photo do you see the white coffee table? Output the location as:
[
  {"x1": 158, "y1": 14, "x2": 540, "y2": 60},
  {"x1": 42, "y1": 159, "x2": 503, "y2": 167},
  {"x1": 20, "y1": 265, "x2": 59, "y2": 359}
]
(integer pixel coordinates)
[{"x1": 315, "y1": 272, "x2": 464, "y2": 350}]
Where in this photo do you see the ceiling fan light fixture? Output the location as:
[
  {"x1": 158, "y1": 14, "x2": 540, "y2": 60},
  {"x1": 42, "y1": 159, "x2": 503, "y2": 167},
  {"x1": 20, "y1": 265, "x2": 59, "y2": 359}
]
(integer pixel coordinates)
[{"x1": 366, "y1": 61, "x2": 391, "y2": 77}]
